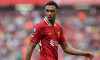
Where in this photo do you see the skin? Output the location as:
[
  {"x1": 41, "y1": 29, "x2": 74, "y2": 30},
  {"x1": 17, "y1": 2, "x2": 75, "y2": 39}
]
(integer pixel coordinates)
[
  {"x1": 45, "y1": 5, "x2": 59, "y2": 26},
  {"x1": 25, "y1": 5, "x2": 94, "y2": 60},
  {"x1": 25, "y1": 41, "x2": 37, "y2": 60}
]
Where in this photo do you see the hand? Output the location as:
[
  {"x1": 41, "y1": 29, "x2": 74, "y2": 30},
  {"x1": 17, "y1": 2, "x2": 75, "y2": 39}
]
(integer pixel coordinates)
[{"x1": 84, "y1": 52, "x2": 94, "y2": 60}]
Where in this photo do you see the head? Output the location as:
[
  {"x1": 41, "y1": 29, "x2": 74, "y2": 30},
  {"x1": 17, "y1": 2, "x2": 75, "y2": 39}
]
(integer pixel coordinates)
[{"x1": 45, "y1": 1, "x2": 59, "y2": 22}]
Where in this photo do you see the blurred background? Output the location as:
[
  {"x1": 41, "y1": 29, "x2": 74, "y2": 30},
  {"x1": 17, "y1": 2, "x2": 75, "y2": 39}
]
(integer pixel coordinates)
[{"x1": 0, "y1": 0, "x2": 100, "y2": 60}]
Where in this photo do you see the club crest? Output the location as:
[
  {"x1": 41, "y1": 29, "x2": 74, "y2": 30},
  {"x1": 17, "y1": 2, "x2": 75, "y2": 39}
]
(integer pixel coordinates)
[{"x1": 58, "y1": 32, "x2": 60, "y2": 38}]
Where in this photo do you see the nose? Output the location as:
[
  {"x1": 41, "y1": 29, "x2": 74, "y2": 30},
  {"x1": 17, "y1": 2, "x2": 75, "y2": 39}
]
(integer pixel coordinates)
[{"x1": 48, "y1": 12, "x2": 51, "y2": 15}]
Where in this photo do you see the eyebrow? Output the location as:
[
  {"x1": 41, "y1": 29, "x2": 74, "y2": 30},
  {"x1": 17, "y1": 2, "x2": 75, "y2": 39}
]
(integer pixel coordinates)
[{"x1": 46, "y1": 9, "x2": 55, "y2": 11}]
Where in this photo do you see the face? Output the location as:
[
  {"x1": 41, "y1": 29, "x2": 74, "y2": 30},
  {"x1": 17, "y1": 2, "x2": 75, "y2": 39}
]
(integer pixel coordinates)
[{"x1": 45, "y1": 5, "x2": 59, "y2": 22}]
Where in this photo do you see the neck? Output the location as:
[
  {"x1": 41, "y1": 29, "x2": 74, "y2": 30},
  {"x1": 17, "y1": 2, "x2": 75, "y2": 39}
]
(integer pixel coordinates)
[
  {"x1": 49, "y1": 21, "x2": 55, "y2": 26},
  {"x1": 45, "y1": 17, "x2": 55, "y2": 26}
]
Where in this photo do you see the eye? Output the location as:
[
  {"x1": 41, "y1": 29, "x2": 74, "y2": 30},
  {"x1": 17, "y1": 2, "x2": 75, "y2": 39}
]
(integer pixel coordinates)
[
  {"x1": 46, "y1": 10, "x2": 49, "y2": 13},
  {"x1": 51, "y1": 10, "x2": 55, "y2": 13}
]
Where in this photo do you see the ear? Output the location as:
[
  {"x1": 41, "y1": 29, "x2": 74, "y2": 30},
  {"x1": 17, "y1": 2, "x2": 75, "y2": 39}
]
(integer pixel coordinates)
[{"x1": 56, "y1": 10, "x2": 59, "y2": 14}]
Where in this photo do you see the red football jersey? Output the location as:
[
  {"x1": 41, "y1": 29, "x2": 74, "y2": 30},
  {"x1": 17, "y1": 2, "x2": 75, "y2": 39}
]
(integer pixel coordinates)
[{"x1": 30, "y1": 17, "x2": 66, "y2": 60}]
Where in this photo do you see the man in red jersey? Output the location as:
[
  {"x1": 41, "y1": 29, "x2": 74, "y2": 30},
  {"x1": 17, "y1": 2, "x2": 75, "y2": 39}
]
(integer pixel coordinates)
[{"x1": 25, "y1": 1, "x2": 94, "y2": 60}]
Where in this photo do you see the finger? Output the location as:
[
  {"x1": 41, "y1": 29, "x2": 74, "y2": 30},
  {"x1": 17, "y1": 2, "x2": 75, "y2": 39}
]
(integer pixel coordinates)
[
  {"x1": 88, "y1": 52, "x2": 93, "y2": 57},
  {"x1": 90, "y1": 53, "x2": 94, "y2": 59}
]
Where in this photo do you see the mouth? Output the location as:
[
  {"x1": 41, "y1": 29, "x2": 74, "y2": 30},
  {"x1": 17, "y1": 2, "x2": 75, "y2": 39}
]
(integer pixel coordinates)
[{"x1": 48, "y1": 17, "x2": 52, "y2": 19}]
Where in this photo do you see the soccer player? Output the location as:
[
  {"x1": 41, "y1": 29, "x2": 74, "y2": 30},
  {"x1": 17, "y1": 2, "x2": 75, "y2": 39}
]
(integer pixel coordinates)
[{"x1": 25, "y1": 1, "x2": 94, "y2": 60}]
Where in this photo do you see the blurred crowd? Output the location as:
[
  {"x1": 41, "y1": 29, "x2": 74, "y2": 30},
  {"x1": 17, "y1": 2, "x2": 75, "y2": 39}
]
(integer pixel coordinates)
[{"x1": 0, "y1": 7, "x2": 100, "y2": 60}]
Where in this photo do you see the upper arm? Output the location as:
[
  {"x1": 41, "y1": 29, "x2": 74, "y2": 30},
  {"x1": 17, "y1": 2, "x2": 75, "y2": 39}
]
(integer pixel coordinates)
[
  {"x1": 27, "y1": 40, "x2": 37, "y2": 51},
  {"x1": 60, "y1": 41, "x2": 68, "y2": 52},
  {"x1": 30, "y1": 24, "x2": 43, "y2": 44},
  {"x1": 59, "y1": 25, "x2": 66, "y2": 44},
  {"x1": 25, "y1": 40, "x2": 37, "y2": 60}
]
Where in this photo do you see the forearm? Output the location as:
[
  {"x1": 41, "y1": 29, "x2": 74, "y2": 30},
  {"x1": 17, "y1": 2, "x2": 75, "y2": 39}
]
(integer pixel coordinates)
[
  {"x1": 64, "y1": 46, "x2": 86, "y2": 56},
  {"x1": 61, "y1": 42, "x2": 94, "y2": 59}
]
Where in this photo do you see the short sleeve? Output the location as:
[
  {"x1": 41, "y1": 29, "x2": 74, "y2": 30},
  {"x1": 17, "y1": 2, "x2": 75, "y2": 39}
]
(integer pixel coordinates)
[
  {"x1": 59, "y1": 26, "x2": 66, "y2": 44},
  {"x1": 30, "y1": 24, "x2": 43, "y2": 44}
]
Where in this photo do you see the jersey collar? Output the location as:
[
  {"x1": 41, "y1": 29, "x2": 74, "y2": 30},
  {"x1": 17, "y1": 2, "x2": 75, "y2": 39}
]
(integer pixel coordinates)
[{"x1": 44, "y1": 17, "x2": 56, "y2": 26}]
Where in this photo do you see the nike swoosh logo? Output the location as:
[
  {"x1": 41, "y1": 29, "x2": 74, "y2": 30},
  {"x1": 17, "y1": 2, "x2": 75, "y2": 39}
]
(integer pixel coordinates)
[{"x1": 48, "y1": 33, "x2": 52, "y2": 35}]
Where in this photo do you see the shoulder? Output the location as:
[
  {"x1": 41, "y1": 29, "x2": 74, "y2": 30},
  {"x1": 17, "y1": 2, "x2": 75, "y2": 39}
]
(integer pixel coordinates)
[
  {"x1": 34, "y1": 20, "x2": 45, "y2": 27},
  {"x1": 55, "y1": 22, "x2": 63, "y2": 32},
  {"x1": 55, "y1": 22, "x2": 62, "y2": 28},
  {"x1": 33, "y1": 20, "x2": 45, "y2": 29}
]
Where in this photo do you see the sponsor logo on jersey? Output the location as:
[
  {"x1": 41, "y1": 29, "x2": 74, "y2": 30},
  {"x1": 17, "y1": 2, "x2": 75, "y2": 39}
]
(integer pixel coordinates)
[{"x1": 50, "y1": 40, "x2": 58, "y2": 46}]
